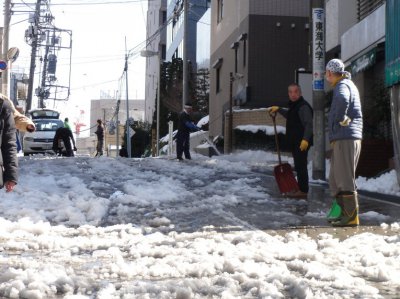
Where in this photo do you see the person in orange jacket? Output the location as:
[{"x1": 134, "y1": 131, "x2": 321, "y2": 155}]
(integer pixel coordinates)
[
  {"x1": 0, "y1": 96, "x2": 18, "y2": 192},
  {"x1": 0, "y1": 94, "x2": 35, "y2": 133}
]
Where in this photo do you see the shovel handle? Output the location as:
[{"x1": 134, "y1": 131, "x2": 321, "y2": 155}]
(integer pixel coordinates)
[{"x1": 271, "y1": 113, "x2": 282, "y2": 165}]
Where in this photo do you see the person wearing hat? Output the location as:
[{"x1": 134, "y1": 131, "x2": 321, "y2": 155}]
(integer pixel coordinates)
[
  {"x1": 64, "y1": 117, "x2": 71, "y2": 130},
  {"x1": 325, "y1": 58, "x2": 363, "y2": 227},
  {"x1": 268, "y1": 83, "x2": 313, "y2": 199},
  {"x1": 176, "y1": 103, "x2": 200, "y2": 161}
]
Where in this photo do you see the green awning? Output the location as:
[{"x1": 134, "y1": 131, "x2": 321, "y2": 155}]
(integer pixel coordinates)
[{"x1": 351, "y1": 48, "x2": 376, "y2": 76}]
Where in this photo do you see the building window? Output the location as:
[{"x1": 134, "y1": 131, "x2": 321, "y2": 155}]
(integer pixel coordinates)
[
  {"x1": 237, "y1": 33, "x2": 248, "y2": 68},
  {"x1": 235, "y1": 48, "x2": 238, "y2": 73},
  {"x1": 230, "y1": 42, "x2": 239, "y2": 73},
  {"x1": 212, "y1": 58, "x2": 223, "y2": 93},
  {"x1": 161, "y1": 44, "x2": 166, "y2": 60},
  {"x1": 216, "y1": 67, "x2": 221, "y2": 93},
  {"x1": 217, "y1": 0, "x2": 223, "y2": 23},
  {"x1": 162, "y1": 10, "x2": 167, "y2": 25},
  {"x1": 357, "y1": 0, "x2": 384, "y2": 21},
  {"x1": 243, "y1": 39, "x2": 247, "y2": 68}
]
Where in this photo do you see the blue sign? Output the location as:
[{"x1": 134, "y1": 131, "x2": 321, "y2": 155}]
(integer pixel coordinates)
[
  {"x1": 0, "y1": 60, "x2": 7, "y2": 70},
  {"x1": 313, "y1": 79, "x2": 324, "y2": 90}
]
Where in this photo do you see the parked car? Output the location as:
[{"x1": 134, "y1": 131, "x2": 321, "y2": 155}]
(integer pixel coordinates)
[{"x1": 22, "y1": 109, "x2": 64, "y2": 156}]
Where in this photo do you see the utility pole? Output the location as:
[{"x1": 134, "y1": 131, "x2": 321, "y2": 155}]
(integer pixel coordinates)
[
  {"x1": 156, "y1": 75, "x2": 161, "y2": 156},
  {"x1": 124, "y1": 38, "x2": 132, "y2": 158},
  {"x1": 311, "y1": 0, "x2": 326, "y2": 180},
  {"x1": 2, "y1": 0, "x2": 11, "y2": 96},
  {"x1": 228, "y1": 73, "x2": 234, "y2": 154},
  {"x1": 39, "y1": 31, "x2": 50, "y2": 109},
  {"x1": 182, "y1": 0, "x2": 189, "y2": 108},
  {"x1": 26, "y1": 0, "x2": 42, "y2": 112},
  {"x1": 116, "y1": 97, "x2": 120, "y2": 156}
]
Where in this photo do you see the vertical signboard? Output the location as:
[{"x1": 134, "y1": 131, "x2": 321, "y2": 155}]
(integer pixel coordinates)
[
  {"x1": 385, "y1": 0, "x2": 400, "y2": 87},
  {"x1": 312, "y1": 8, "x2": 325, "y2": 91}
]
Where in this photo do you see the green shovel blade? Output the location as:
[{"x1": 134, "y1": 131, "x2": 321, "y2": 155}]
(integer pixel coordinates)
[{"x1": 327, "y1": 199, "x2": 342, "y2": 221}]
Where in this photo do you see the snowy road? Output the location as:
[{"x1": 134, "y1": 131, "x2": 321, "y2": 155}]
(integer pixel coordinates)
[{"x1": 0, "y1": 153, "x2": 399, "y2": 298}]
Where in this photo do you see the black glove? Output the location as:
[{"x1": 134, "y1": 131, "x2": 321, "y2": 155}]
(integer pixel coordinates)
[{"x1": 73, "y1": 146, "x2": 77, "y2": 151}]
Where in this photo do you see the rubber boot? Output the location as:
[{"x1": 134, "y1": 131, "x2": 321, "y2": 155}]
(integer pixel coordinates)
[
  {"x1": 326, "y1": 198, "x2": 342, "y2": 223},
  {"x1": 331, "y1": 192, "x2": 359, "y2": 227}
]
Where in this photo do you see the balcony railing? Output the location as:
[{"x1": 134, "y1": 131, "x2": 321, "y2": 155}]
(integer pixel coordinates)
[{"x1": 357, "y1": 0, "x2": 384, "y2": 21}]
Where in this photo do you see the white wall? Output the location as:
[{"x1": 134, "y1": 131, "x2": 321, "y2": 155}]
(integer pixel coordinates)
[
  {"x1": 326, "y1": 0, "x2": 357, "y2": 52},
  {"x1": 211, "y1": 0, "x2": 250, "y2": 54},
  {"x1": 341, "y1": 3, "x2": 385, "y2": 63}
]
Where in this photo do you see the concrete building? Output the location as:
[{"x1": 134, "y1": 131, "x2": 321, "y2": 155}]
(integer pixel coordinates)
[
  {"x1": 166, "y1": 0, "x2": 210, "y2": 70},
  {"x1": 326, "y1": 0, "x2": 386, "y2": 111},
  {"x1": 85, "y1": 98, "x2": 145, "y2": 156},
  {"x1": 144, "y1": 0, "x2": 167, "y2": 124},
  {"x1": 197, "y1": 8, "x2": 211, "y2": 70},
  {"x1": 209, "y1": 0, "x2": 310, "y2": 145},
  {"x1": 90, "y1": 98, "x2": 145, "y2": 135},
  {"x1": 144, "y1": 0, "x2": 210, "y2": 123}
]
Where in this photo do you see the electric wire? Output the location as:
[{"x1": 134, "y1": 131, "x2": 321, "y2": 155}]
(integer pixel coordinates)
[
  {"x1": 12, "y1": 0, "x2": 157, "y2": 6},
  {"x1": 8, "y1": 0, "x2": 183, "y2": 130}
]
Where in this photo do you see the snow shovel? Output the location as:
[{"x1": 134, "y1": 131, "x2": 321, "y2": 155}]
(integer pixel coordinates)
[{"x1": 271, "y1": 114, "x2": 300, "y2": 195}]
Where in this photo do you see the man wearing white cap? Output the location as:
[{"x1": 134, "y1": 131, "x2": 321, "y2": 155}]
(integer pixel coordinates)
[
  {"x1": 325, "y1": 58, "x2": 363, "y2": 227},
  {"x1": 176, "y1": 103, "x2": 200, "y2": 161}
]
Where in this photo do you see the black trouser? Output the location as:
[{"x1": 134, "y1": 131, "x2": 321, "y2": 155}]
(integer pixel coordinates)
[
  {"x1": 176, "y1": 132, "x2": 191, "y2": 159},
  {"x1": 292, "y1": 146, "x2": 309, "y2": 193},
  {"x1": 62, "y1": 137, "x2": 74, "y2": 157}
]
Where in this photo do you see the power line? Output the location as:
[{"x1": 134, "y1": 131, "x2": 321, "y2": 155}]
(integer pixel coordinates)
[{"x1": 13, "y1": 0, "x2": 157, "y2": 6}]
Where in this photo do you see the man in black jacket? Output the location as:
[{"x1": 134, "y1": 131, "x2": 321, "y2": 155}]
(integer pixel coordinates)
[
  {"x1": 94, "y1": 119, "x2": 104, "y2": 157},
  {"x1": 53, "y1": 126, "x2": 77, "y2": 157},
  {"x1": 0, "y1": 97, "x2": 18, "y2": 192},
  {"x1": 176, "y1": 103, "x2": 200, "y2": 161},
  {"x1": 268, "y1": 83, "x2": 313, "y2": 198}
]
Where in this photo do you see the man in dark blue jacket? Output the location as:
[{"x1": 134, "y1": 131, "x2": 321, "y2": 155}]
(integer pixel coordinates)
[
  {"x1": 176, "y1": 103, "x2": 200, "y2": 161},
  {"x1": 0, "y1": 97, "x2": 18, "y2": 192}
]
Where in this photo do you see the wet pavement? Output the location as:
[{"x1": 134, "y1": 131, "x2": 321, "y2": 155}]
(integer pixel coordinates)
[
  {"x1": 246, "y1": 168, "x2": 400, "y2": 237},
  {"x1": 4, "y1": 156, "x2": 400, "y2": 298}
]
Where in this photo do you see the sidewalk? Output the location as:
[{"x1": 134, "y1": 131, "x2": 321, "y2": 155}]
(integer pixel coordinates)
[{"x1": 234, "y1": 165, "x2": 400, "y2": 240}]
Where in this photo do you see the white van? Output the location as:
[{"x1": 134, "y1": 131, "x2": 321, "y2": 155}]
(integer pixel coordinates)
[{"x1": 23, "y1": 109, "x2": 64, "y2": 156}]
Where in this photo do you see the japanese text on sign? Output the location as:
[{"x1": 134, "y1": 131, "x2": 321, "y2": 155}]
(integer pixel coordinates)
[{"x1": 312, "y1": 8, "x2": 325, "y2": 91}]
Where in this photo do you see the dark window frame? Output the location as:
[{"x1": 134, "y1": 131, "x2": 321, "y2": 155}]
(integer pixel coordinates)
[
  {"x1": 216, "y1": 67, "x2": 221, "y2": 93},
  {"x1": 217, "y1": 0, "x2": 223, "y2": 23}
]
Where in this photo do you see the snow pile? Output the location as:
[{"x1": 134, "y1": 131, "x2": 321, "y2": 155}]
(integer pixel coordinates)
[{"x1": 0, "y1": 152, "x2": 398, "y2": 298}]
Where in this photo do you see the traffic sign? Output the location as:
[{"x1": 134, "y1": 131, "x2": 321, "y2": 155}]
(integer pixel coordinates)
[{"x1": 0, "y1": 60, "x2": 7, "y2": 70}]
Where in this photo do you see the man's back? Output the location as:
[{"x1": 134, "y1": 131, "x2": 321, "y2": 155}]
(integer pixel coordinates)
[
  {"x1": 53, "y1": 127, "x2": 74, "y2": 155},
  {"x1": 95, "y1": 124, "x2": 104, "y2": 139}
]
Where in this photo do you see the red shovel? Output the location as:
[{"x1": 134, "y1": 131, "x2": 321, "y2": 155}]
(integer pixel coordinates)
[{"x1": 271, "y1": 114, "x2": 300, "y2": 195}]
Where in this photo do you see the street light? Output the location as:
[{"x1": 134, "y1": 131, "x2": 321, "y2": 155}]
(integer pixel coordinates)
[{"x1": 141, "y1": 49, "x2": 161, "y2": 156}]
